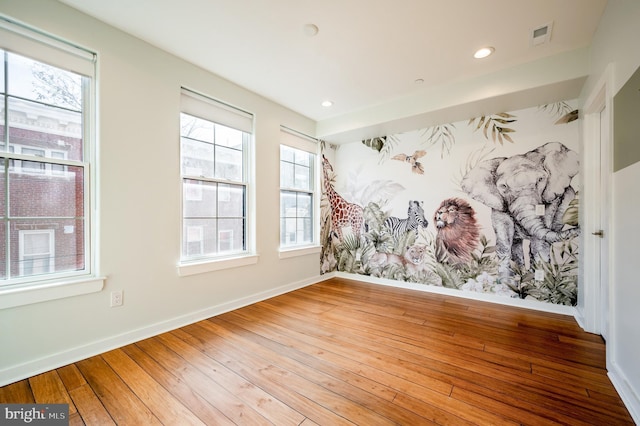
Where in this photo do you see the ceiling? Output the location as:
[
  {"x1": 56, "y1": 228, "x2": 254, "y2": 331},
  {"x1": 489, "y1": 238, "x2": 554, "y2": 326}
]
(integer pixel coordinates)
[{"x1": 58, "y1": 0, "x2": 607, "y2": 142}]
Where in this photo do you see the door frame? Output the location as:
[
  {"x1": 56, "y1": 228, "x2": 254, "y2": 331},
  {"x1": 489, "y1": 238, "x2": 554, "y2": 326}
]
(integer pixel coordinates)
[{"x1": 578, "y1": 64, "x2": 613, "y2": 336}]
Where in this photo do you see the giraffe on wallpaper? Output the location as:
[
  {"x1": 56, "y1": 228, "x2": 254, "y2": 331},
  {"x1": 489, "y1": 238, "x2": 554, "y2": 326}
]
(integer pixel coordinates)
[{"x1": 322, "y1": 155, "x2": 364, "y2": 241}]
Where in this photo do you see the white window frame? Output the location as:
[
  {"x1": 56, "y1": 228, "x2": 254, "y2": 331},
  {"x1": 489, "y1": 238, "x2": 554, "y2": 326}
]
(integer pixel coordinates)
[
  {"x1": 278, "y1": 127, "x2": 321, "y2": 258},
  {"x1": 177, "y1": 88, "x2": 257, "y2": 276},
  {"x1": 0, "y1": 17, "x2": 103, "y2": 309}
]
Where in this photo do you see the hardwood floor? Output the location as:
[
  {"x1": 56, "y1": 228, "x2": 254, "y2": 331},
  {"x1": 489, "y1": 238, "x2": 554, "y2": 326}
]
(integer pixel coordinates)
[{"x1": 0, "y1": 277, "x2": 634, "y2": 425}]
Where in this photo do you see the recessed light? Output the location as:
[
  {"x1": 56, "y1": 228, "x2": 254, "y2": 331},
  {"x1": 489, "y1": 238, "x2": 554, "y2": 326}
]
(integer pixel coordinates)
[
  {"x1": 303, "y1": 24, "x2": 319, "y2": 37},
  {"x1": 321, "y1": 100, "x2": 333, "y2": 107},
  {"x1": 474, "y1": 46, "x2": 495, "y2": 59}
]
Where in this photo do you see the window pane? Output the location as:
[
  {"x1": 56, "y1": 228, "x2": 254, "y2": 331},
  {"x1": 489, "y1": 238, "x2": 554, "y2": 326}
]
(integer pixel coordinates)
[
  {"x1": 183, "y1": 179, "x2": 216, "y2": 218},
  {"x1": 280, "y1": 145, "x2": 294, "y2": 162},
  {"x1": 182, "y1": 218, "x2": 216, "y2": 258},
  {"x1": 294, "y1": 149, "x2": 310, "y2": 166},
  {"x1": 218, "y1": 218, "x2": 244, "y2": 252},
  {"x1": 180, "y1": 113, "x2": 214, "y2": 143},
  {"x1": 181, "y1": 137, "x2": 213, "y2": 178},
  {"x1": 214, "y1": 124, "x2": 243, "y2": 149},
  {"x1": 297, "y1": 193, "x2": 312, "y2": 218},
  {"x1": 7, "y1": 52, "x2": 82, "y2": 111},
  {"x1": 0, "y1": 162, "x2": 5, "y2": 218},
  {"x1": 8, "y1": 97, "x2": 83, "y2": 162},
  {"x1": 10, "y1": 219, "x2": 85, "y2": 279},
  {"x1": 294, "y1": 164, "x2": 311, "y2": 190},
  {"x1": 280, "y1": 191, "x2": 297, "y2": 217},
  {"x1": 9, "y1": 163, "x2": 84, "y2": 218},
  {"x1": 0, "y1": 223, "x2": 5, "y2": 279},
  {"x1": 215, "y1": 145, "x2": 242, "y2": 181},
  {"x1": 281, "y1": 217, "x2": 297, "y2": 246},
  {"x1": 298, "y1": 218, "x2": 313, "y2": 244},
  {"x1": 280, "y1": 161, "x2": 294, "y2": 188},
  {"x1": 218, "y1": 183, "x2": 244, "y2": 217}
]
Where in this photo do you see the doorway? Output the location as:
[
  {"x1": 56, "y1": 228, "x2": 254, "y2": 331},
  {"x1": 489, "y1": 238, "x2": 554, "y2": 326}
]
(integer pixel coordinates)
[{"x1": 580, "y1": 66, "x2": 612, "y2": 338}]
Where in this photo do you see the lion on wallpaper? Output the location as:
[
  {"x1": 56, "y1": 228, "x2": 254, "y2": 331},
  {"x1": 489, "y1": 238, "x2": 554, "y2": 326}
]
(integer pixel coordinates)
[
  {"x1": 434, "y1": 197, "x2": 480, "y2": 265},
  {"x1": 369, "y1": 244, "x2": 428, "y2": 274}
]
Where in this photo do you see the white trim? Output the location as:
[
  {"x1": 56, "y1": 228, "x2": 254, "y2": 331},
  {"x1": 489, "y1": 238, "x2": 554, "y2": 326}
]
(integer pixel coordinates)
[
  {"x1": 0, "y1": 274, "x2": 324, "y2": 387},
  {"x1": 0, "y1": 276, "x2": 105, "y2": 310},
  {"x1": 279, "y1": 245, "x2": 322, "y2": 259},
  {"x1": 177, "y1": 254, "x2": 259, "y2": 277},
  {"x1": 609, "y1": 362, "x2": 640, "y2": 424},
  {"x1": 335, "y1": 272, "x2": 577, "y2": 316}
]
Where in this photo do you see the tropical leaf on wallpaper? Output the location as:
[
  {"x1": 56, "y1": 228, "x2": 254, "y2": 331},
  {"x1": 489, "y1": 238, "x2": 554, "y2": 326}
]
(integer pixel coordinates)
[
  {"x1": 363, "y1": 202, "x2": 387, "y2": 231},
  {"x1": 513, "y1": 240, "x2": 578, "y2": 306},
  {"x1": 555, "y1": 110, "x2": 579, "y2": 124},
  {"x1": 539, "y1": 101, "x2": 579, "y2": 124},
  {"x1": 361, "y1": 136, "x2": 386, "y2": 152},
  {"x1": 420, "y1": 124, "x2": 456, "y2": 158},
  {"x1": 432, "y1": 262, "x2": 465, "y2": 289},
  {"x1": 377, "y1": 134, "x2": 401, "y2": 164},
  {"x1": 456, "y1": 235, "x2": 499, "y2": 281},
  {"x1": 468, "y1": 113, "x2": 516, "y2": 144},
  {"x1": 343, "y1": 165, "x2": 405, "y2": 207},
  {"x1": 562, "y1": 194, "x2": 579, "y2": 226},
  {"x1": 358, "y1": 181, "x2": 405, "y2": 208}
]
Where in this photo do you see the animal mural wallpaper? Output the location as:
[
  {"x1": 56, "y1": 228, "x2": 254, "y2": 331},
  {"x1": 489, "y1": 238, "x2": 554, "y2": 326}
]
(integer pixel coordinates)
[{"x1": 320, "y1": 101, "x2": 580, "y2": 306}]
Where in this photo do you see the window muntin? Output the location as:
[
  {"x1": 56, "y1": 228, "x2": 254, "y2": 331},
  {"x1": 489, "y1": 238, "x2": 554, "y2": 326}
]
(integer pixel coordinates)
[
  {"x1": 180, "y1": 109, "x2": 250, "y2": 261},
  {"x1": 280, "y1": 145, "x2": 315, "y2": 247},
  {"x1": 0, "y1": 44, "x2": 92, "y2": 286}
]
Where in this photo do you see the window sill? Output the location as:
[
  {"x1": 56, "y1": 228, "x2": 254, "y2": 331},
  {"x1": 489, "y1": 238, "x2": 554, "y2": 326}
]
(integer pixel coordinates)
[
  {"x1": 0, "y1": 276, "x2": 106, "y2": 310},
  {"x1": 177, "y1": 254, "x2": 260, "y2": 277},
  {"x1": 279, "y1": 245, "x2": 322, "y2": 259}
]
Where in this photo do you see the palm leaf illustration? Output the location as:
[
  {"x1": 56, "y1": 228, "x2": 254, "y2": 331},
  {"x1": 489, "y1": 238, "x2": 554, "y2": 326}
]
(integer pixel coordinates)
[
  {"x1": 420, "y1": 123, "x2": 456, "y2": 158},
  {"x1": 469, "y1": 112, "x2": 516, "y2": 145},
  {"x1": 539, "y1": 102, "x2": 579, "y2": 124}
]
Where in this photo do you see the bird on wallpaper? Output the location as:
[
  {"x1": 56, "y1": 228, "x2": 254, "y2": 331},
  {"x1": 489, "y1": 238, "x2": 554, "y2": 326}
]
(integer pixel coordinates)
[{"x1": 391, "y1": 150, "x2": 427, "y2": 174}]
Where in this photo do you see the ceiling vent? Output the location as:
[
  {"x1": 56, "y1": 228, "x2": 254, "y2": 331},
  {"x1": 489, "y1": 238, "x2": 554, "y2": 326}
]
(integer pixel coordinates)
[{"x1": 531, "y1": 22, "x2": 553, "y2": 46}]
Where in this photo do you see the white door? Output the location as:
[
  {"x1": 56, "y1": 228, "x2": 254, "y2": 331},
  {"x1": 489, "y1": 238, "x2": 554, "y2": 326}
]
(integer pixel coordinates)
[{"x1": 598, "y1": 105, "x2": 610, "y2": 341}]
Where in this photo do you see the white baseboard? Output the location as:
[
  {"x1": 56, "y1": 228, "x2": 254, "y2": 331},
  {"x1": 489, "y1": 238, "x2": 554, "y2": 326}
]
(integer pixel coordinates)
[
  {"x1": 334, "y1": 272, "x2": 577, "y2": 316},
  {"x1": 609, "y1": 363, "x2": 640, "y2": 424},
  {"x1": 0, "y1": 274, "x2": 328, "y2": 387}
]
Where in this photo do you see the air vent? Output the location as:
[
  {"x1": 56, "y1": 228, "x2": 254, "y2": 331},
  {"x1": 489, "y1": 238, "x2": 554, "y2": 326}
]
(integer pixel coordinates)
[{"x1": 531, "y1": 22, "x2": 553, "y2": 46}]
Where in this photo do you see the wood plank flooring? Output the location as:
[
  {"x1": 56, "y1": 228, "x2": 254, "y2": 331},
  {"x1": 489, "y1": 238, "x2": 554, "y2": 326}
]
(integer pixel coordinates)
[{"x1": 0, "y1": 277, "x2": 634, "y2": 425}]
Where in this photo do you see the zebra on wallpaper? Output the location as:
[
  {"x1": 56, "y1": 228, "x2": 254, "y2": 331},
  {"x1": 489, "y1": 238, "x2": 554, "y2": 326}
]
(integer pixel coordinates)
[{"x1": 383, "y1": 200, "x2": 428, "y2": 241}]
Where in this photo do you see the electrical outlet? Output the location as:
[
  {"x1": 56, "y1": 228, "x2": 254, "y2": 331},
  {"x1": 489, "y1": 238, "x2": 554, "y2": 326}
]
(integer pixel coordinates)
[
  {"x1": 535, "y1": 269, "x2": 545, "y2": 281},
  {"x1": 535, "y1": 204, "x2": 545, "y2": 216},
  {"x1": 110, "y1": 290, "x2": 123, "y2": 307}
]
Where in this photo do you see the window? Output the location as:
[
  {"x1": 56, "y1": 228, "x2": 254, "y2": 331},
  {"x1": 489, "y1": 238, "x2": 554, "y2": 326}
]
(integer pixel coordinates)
[
  {"x1": 279, "y1": 128, "x2": 318, "y2": 249},
  {"x1": 180, "y1": 89, "x2": 253, "y2": 264},
  {"x1": 0, "y1": 18, "x2": 96, "y2": 290}
]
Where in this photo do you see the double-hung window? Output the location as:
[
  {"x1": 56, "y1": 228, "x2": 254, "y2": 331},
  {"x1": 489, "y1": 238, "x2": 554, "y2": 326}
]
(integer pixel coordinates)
[
  {"x1": 179, "y1": 89, "x2": 254, "y2": 272},
  {"x1": 0, "y1": 18, "x2": 97, "y2": 298},
  {"x1": 279, "y1": 128, "x2": 318, "y2": 250}
]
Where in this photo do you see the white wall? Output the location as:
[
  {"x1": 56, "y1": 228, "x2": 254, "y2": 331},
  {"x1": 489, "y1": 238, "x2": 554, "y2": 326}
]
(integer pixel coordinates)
[
  {"x1": 0, "y1": 0, "x2": 319, "y2": 385},
  {"x1": 580, "y1": 1, "x2": 640, "y2": 421}
]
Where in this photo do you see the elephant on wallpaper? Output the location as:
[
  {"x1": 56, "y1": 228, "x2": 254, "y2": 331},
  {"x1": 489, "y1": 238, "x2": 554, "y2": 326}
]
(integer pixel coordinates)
[{"x1": 461, "y1": 142, "x2": 580, "y2": 275}]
